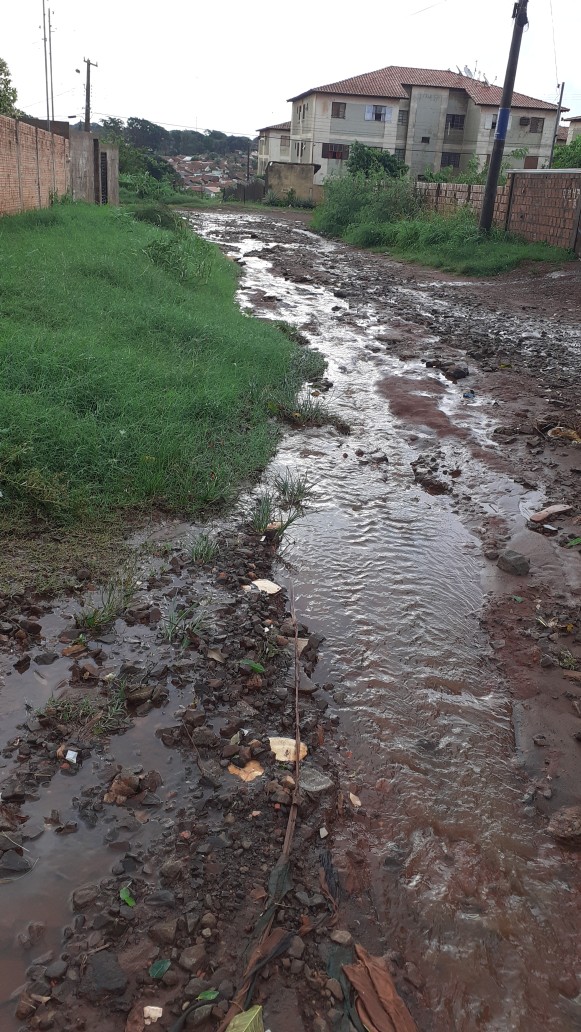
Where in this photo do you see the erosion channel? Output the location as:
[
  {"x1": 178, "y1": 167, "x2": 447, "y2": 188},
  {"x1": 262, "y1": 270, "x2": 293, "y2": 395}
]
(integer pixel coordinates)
[{"x1": 1, "y1": 208, "x2": 580, "y2": 1032}]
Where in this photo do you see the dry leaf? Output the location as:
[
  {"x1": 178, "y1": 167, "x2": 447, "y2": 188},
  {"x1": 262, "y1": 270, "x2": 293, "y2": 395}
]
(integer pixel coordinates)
[
  {"x1": 349, "y1": 792, "x2": 362, "y2": 808},
  {"x1": 269, "y1": 736, "x2": 307, "y2": 762},
  {"x1": 207, "y1": 649, "x2": 226, "y2": 664},
  {"x1": 62, "y1": 643, "x2": 88, "y2": 657},
  {"x1": 227, "y1": 760, "x2": 264, "y2": 782}
]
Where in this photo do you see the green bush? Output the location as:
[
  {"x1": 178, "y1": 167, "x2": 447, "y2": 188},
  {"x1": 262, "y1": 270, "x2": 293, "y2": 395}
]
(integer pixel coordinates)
[{"x1": 312, "y1": 172, "x2": 422, "y2": 237}]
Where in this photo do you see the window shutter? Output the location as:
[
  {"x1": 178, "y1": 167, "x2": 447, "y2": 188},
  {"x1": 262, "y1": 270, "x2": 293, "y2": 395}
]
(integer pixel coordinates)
[
  {"x1": 365, "y1": 105, "x2": 373, "y2": 120},
  {"x1": 384, "y1": 107, "x2": 393, "y2": 123}
]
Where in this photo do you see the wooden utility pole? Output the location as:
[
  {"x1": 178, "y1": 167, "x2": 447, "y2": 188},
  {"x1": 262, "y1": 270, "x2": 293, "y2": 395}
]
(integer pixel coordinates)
[
  {"x1": 549, "y1": 81, "x2": 565, "y2": 166},
  {"x1": 83, "y1": 57, "x2": 98, "y2": 132},
  {"x1": 479, "y1": 0, "x2": 529, "y2": 232}
]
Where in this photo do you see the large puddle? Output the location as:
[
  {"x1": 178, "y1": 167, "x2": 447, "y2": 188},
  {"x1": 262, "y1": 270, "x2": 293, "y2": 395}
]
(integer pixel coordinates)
[{"x1": 194, "y1": 211, "x2": 581, "y2": 1031}]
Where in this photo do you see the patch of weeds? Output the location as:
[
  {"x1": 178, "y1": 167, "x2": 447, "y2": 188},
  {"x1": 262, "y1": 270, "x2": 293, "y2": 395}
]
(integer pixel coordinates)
[
  {"x1": 160, "y1": 602, "x2": 206, "y2": 646},
  {"x1": 250, "y1": 491, "x2": 277, "y2": 534},
  {"x1": 94, "y1": 682, "x2": 129, "y2": 735},
  {"x1": 188, "y1": 532, "x2": 220, "y2": 564},
  {"x1": 273, "y1": 470, "x2": 312, "y2": 509},
  {"x1": 75, "y1": 567, "x2": 137, "y2": 635},
  {"x1": 37, "y1": 695, "x2": 96, "y2": 726},
  {"x1": 248, "y1": 490, "x2": 305, "y2": 542},
  {"x1": 276, "y1": 393, "x2": 351, "y2": 435}
]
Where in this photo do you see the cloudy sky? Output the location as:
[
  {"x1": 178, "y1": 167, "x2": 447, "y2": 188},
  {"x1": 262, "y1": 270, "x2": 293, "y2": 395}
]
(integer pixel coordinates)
[{"x1": 5, "y1": 0, "x2": 579, "y2": 137}]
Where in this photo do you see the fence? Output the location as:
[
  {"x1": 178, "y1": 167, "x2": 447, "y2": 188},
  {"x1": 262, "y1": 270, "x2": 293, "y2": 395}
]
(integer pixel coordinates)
[
  {"x1": 0, "y1": 115, "x2": 68, "y2": 215},
  {"x1": 416, "y1": 170, "x2": 581, "y2": 252},
  {"x1": 1, "y1": 115, "x2": 119, "y2": 216}
]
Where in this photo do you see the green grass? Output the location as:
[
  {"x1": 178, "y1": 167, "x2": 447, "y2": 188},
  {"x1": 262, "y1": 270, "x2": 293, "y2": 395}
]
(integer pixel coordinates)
[
  {"x1": 0, "y1": 203, "x2": 320, "y2": 524},
  {"x1": 344, "y1": 208, "x2": 572, "y2": 275},
  {"x1": 312, "y1": 172, "x2": 573, "y2": 275}
]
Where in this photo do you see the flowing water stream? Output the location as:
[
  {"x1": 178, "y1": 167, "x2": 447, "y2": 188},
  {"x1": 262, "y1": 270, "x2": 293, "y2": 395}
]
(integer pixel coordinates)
[{"x1": 194, "y1": 210, "x2": 581, "y2": 1032}]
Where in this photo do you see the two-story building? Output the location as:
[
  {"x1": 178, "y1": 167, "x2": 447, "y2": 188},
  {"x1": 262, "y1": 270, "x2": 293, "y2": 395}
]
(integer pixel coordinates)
[
  {"x1": 286, "y1": 66, "x2": 560, "y2": 183},
  {"x1": 257, "y1": 121, "x2": 291, "y2": 175}
]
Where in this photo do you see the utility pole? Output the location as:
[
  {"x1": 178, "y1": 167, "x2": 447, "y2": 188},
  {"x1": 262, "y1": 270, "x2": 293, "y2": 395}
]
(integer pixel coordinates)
[
  {"x1": 42, "y1": 0, "x2": 51, "y2": 131},
  {"x1": 48, "y1": 7, "x2": 55, "y2": 123},
  {"x1": 549, "y1": 81, "x2": 565, "y2": 167},
  {"x1": 479, "y1": 0, "x2": 529, "y2": 232},
  {"x1": 83, "y1": 57, "x2": 98, "y2": 132},
  {"x1": 247, "y1": 140, "x2": 251, "y2": 182}
]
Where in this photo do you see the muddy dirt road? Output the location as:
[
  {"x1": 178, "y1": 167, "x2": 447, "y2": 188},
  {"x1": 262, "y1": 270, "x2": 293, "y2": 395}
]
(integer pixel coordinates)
[{"x1": 1, "y1": 210, "x2": 580, "y2": 1032}]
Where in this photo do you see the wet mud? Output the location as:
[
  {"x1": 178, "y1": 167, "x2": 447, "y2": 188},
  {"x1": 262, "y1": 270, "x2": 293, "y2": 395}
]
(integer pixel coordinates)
[{"x1": 1, "y1": 209, "x2": 580, "y2": 1032}]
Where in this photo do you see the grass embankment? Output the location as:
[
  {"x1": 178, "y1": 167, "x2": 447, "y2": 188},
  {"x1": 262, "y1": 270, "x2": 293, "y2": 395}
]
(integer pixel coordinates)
[
  {"x1": 312, "y1": 173, "x2": 572, "y2": 275},
  {"x1": 0, "y1": 203, "x2": 323, "y2": 542}
]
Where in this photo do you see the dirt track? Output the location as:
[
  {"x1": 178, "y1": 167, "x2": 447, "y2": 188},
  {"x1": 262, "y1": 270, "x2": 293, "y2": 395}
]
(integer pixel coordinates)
[{"x1": 1, "y1": 210, "x2": 580, "y2": 1032}]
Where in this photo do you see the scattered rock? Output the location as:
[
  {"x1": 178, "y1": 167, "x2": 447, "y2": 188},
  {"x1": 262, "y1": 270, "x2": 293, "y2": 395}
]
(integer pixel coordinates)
[
  {"x1": 79, "y1": 950, "x2": 128, "y2": 999},
  {"x1": 149, "y1": 918, "x2": 178, "y2": 945},
  {"x1": 300, "y1": 767, "x2": 334, "y2": 796},
  {"x1": 72, "y1": 884, "x2": 99, "y2": 909},
  {"x1": 547, "y1": 806, "x2": 581, "y2": 844},
  {"x1": 497, "y1": 550, "x2": 530, "y2": 576},
  {"x1": 329, "y1": 929, "x2": 353, "y2": 946},
  {"x1": 178, "y1": 944, "x2": 207, "y2": 972}
]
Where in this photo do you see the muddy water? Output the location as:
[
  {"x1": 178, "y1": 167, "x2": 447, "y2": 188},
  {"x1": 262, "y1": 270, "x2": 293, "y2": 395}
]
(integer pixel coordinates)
[{"x1": 194, "y1": 212, "x2": 581, "y2": 1031}]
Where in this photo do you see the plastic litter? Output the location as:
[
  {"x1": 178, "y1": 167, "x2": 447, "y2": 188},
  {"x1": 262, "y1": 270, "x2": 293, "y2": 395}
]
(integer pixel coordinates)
[{"x1": 144, "y1": 1006, "x2": 163, "y2": 1025}]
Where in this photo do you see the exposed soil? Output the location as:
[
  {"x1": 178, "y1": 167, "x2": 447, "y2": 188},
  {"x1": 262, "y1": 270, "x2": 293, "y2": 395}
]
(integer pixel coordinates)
[{"x1": 1, "y1": 209, "x2": 581, "y2": 1032}]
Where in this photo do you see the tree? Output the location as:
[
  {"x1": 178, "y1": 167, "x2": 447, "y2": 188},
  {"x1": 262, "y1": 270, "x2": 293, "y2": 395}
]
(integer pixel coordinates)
[
  {"x1": 100, "y1": 116, "x2": 125, "y2": 144},
  {"x1": 347, "y1": 141, "x2": 407, "y2": 178},
  {"x1": 0, "y1": 57, "x2": 18, "y2": 116},
  {"x1": 552, "y1": 136, "x2": 581, "y2": 169},
  {"x1": 125, "y1": 117, "x2": 170, "y2": 152}
]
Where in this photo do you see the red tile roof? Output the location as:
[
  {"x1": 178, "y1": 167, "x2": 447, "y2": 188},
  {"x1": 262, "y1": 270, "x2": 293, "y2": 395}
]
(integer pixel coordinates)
[
  {"x1": 258, "y1": 120, "x2": 291, "y2": 133},
  {"x1": 288, "y1": 66, "x2": 560, "y2": 111}
]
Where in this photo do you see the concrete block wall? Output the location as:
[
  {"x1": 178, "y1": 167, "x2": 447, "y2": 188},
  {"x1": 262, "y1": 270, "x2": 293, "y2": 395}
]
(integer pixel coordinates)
[
  {"x1": 416, "y1": 172, "x2": 581, "y2": 251},
  {"x1": 265, "y1": 161, "x2": 320, "y2": 203},
  {"x1": 0, "y1": 115, "x2": 70, "y2": 215}
]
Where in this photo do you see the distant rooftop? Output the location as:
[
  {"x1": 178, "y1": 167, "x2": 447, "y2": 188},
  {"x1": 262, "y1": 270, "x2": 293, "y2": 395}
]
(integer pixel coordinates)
[{"x1": 257, "y1": 120, "x2": 291, "y2": 133}]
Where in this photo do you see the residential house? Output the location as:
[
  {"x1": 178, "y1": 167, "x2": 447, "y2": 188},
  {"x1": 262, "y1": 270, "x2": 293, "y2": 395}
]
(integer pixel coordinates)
[
  {"x1": 257, "y1": 121, "x2": 291, "y2": 175},
  {"x1": 287, "y1": 66, "x2": 561, "y2": 183},
  {"x1": 565, "y1": 116, "x2": 581, "y2": 144}
]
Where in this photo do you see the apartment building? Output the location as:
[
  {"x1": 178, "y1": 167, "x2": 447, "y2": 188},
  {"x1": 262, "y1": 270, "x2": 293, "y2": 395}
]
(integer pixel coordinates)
[
  {"x1": 286, "y1": 66, "x2": 560, "y2": 183},
  {"x1": 257, "y1": 121, "x2": 291, "y2": 175}
]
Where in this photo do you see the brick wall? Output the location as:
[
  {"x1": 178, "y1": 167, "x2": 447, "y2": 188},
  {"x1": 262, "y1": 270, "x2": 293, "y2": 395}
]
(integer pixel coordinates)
[
  {"x1": 0, "y1": 115, "x2": 70, "y2": 215},
  {"x1": 416, "y1": 171, "x2": 581, "y2": 252}
]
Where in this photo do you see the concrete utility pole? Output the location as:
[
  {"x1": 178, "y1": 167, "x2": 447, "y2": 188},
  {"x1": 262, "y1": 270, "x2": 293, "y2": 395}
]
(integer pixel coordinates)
[
  {"x1": 48, "y1": 7, "x2": 55, "y2": 123},
  {"x1": 42, "y1": 0, "x2": 51, "y2": 131},
  {"x1": 83, "y1": 57, "x2": 98, "y2": 132},
  {"x1": 479, "y1": 0, "x2": 529, "y2": 233},
  {"x1": 549, "y1": 81, "x2": 565, "y2": 167}
]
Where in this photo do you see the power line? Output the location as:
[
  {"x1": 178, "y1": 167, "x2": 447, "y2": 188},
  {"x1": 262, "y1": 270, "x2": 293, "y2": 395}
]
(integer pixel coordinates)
[{"x1": 548, "y1": 0, "x2": 559, "y2": 87}]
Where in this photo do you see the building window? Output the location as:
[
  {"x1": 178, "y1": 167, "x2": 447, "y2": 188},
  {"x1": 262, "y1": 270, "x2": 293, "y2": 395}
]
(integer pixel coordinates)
[
  {"x1": 397, "y1": 109, "x2": 408, "y2": 126},
  {"x1": 322, "y1": 142, "x2": 350, "y2": 160},
  {"x1": 441, "y1": 151, "x2": 461, "y2": 169},
  {"x1": 529, "y1": 117, "x2": 545, "y2": 134},
  {"x1": 421, "y1": 136, "x2": 430, "y2": 143},
  {"x1": 332, "y1": 102, "x2": 346, "y2": 119},
  {"x1": 365, "y1": 104, "x2": 391, "y2": 123},
  {"x1": 280, "y1": 136, "x2": 290, "y2": 149},
  {"x1": 445, "y1": 113, "x2": 465, "y2": 131},
  {"x1": 394, "y1": 148, "x2": 406, "y2": 162}
]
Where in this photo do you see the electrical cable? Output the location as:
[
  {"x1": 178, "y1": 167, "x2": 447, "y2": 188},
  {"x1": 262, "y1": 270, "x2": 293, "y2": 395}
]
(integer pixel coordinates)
[{"x1": 548, "y1": 0, "x2": 559, "y2": 89}]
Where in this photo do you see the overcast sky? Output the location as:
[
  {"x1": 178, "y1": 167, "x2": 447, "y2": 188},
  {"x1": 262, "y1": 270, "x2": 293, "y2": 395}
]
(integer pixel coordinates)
[{"x1": 5, "y1": 0, "x2": 579, "y2": 137}]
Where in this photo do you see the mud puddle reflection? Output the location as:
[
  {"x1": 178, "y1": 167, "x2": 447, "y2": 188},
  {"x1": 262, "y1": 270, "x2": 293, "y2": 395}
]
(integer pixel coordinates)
[{"x1": 194, "y1": 211, "x2": 581, "y2": 1031}]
